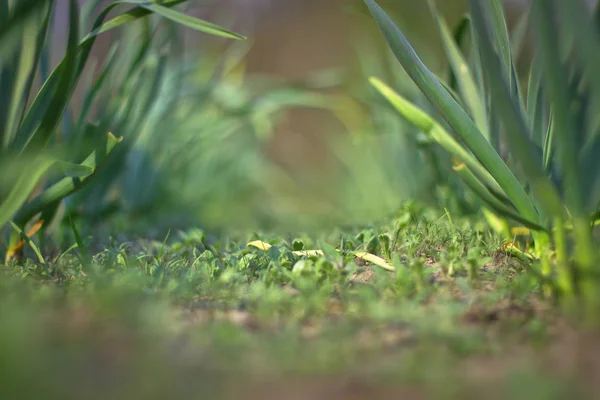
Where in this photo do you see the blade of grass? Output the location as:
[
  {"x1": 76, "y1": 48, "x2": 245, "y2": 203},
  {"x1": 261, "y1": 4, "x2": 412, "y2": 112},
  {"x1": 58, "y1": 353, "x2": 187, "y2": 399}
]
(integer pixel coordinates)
[
  {"x1": 124, "y1": 17, "x2": 154, "y2": 79},
  {"x1": 0, "y1": 156, "x2": 56, "y2": 229},
  {"x1": 0, "y1": 3, "x2": 52, "y2": 150},
  {"x1": 542, "y1": 112, "x2": 555, "y2": 171},
  {"x1": 13, "y1": 132, "x2": 122, "y2": 226},
  {"x1": 5, "y1": 219, "x2": 44, "y2": 262},
  {"x1": 81, "y1": 0, "x2": 244, "y2": 42},
  {"x1": 0, "y1": 0, "x2": 52, "y2": 60},
  {"x1": 131, "y1": 1, "x2": 245, "y2": 40},
  {"x1": 511, "y1": 7, "x2": 530, "y2": 63},
  {"x1": 488, "y1": 0, "x2": 521, "y2": 101},
  {"x1": 8, "y1": 221, "x2": 45, "y2": 264},
  {"x1": 68, "y1": 213, "x2": 89, "y2": 267},
  {"x1": 427, "y1": 0, "x2": 488, "y2": 139},
  {"x1": 76, "y1": 43, "x2": 119, "y2": 127},
  {"x1": 1, "y1": 19, "x2": 38, "y2": 149},
  {"x1": 15, "y1": 0, "x2": 80, "y2": 153},
  {"x1": 526, "y1": 56, "x2": 549, "y2": 146},
  {"x1": 452, "y1": 159, "x2": 546, "y2": 231},
  {"x1": 448, "y1": 14, "x2": 471, "y2": 91}
]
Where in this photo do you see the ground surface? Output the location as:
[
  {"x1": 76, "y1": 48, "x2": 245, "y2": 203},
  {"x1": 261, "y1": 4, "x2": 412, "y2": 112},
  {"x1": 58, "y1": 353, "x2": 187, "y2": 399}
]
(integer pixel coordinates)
[{"x1": 1, "y1": 208, "x2": 599, "y2": 399}]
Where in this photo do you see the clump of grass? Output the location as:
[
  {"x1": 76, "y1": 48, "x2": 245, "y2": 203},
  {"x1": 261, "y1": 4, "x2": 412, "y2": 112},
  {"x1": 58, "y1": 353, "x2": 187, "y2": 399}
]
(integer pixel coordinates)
[
  {"x1": 365, "y1": 0, "x2": 600, "y2": 321},
  {"x1": 0, "y1": 0, "x2": 244, "y2": 262}
]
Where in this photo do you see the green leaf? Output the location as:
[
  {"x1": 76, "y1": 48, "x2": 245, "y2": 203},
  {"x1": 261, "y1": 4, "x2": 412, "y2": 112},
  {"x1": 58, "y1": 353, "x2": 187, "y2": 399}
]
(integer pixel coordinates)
[
  {"x1": 54, "y1": 161, "x2": 95, "y2": 178},
  {"x1": 1, "y1": 6, "x2": 48, "y2": 149},
  {"x1": 0, "y1": 156, "x2": 56, "y2": 230},
  {"x1": 13, "y1": 132, "x2": 122, "y2": 226},
  {"x1": 9, "y1": 221, "x2": 45, "y2": 264},
  {"x1": 76, "y1": 43, "x2": 119, "y2": 128},
  {"x1": 452, "y1": 160, "x2": 546, "y2": 231},
  {"x1": 68, "y1": 213, "x2": 89, "y2": 266},
  {"x1": 81, "y1": 0, "x2": 244, "y2": 43},
  {"x1": 488, "y1": 0, "x2": 521, "y2": 101},
  {"x1": 526, "y1": 56, "x2": 548, "y2": 146},
  {"x1": 510, "y1": 7, "x2": 530, "y2": 63},
  {"x1": 449, "y1": 15, "x2": 471, "y2": 85},
  {"x1": 0, "y1": 0, "x2": 52, "y2": 60},
  {"x1": 427, "y1": 0, "x2": 488, "y2": 139},
  {"x1": 131, "y1": 1, "x2": 245, "y2": 40},
  {"x1": 14, "y1": 0, "x2": 80, "y2": 153}
]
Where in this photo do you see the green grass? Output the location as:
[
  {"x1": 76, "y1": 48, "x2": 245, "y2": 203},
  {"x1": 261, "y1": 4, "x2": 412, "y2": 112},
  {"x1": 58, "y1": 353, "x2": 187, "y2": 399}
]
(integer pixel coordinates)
[
  {"x1": 2, "y1": 0, "x2": 600, "y2": 398},
  {"x1": 0, "y1": 206, "x2": 595, "y2": 399},
  {"x1": 365, "y1": 0, "x2": 600, "y2": 316}
]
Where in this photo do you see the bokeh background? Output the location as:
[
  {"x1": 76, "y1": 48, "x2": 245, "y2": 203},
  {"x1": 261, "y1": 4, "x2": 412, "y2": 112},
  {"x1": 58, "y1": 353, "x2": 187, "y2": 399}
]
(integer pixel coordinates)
[{"x1": 45, "y1": 0, "x2": 535, "y2": 239}]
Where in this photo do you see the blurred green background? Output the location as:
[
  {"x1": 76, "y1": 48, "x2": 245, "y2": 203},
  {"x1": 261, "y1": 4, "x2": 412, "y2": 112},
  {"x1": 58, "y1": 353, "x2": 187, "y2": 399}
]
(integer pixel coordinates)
[
  {"x1": 37, "y1": 0, "x2": 532, "y2": 245},
  {"x1": 3, "y1": 2, "x2": 600, "y2": 399}
]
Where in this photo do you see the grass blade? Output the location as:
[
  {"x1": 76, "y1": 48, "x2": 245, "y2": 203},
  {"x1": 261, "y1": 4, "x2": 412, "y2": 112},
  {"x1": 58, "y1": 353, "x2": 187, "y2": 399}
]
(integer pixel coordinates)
[
  {"x1": 76, "y1": 43, "x2": 119, "y2": 127},
  {"x1": 452, "y1": 159, "x2": 547, "y2": 231},
  {"x1": 8, "y1": 221, "x2": 45, "y2": 264},
  {"x1": 132, "y1": 1, "x2": 245, "y2": 40},
  {"x1": 427, "y1": 0, "x2": 488, "y2": 139},
  {"x1": 1, "y1": 4, "x2": 52, "y2": 149},
  {"x1": 447, "y1": 15, "x2": 471, "y2": 92},
  {"x1": 0, "y1": 156, "x2": 56, "y2": 230},
  {"x1": 13, "y1": 132, "x2": 122, "y2": 226},
  {"x1": 526, "y1": 56, "x2": 548, "y2": 146},
  {"x1": 487, "y1": 0, "x2": 521, "y2": 101},
  {"x1": 14, "y1": 0, "x2": 80, "y2": 152},
  {"x1": 0, "y1": 0, "x2": 52, "y2": 60},
  {"x1": 68, "y1": 213, "x2": 89, "y2": 267},
  {"x1": 81, "y1": 0, "x2": 244, "y2": 43},
  {"x1": 510, "y1": 8, "x2": 530, "y2": 63}
]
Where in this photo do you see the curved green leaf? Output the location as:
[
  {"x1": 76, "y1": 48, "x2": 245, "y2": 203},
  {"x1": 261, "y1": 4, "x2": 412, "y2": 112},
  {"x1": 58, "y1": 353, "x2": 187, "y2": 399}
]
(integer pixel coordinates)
[
  {"x1": 0, "y1": 0, "x2": 52, "y2": 60},
  {"x1": 427, "y1": 0, "x2": 488, "y2": 140},
  {"x1": 13, "y1": 132, "x2": 122, "y2": 226}
]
